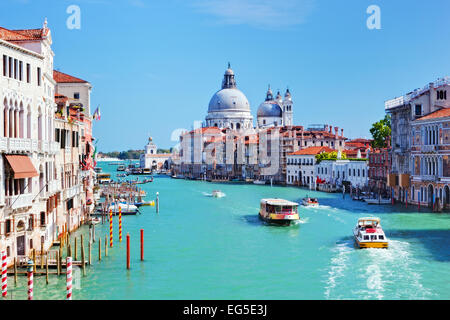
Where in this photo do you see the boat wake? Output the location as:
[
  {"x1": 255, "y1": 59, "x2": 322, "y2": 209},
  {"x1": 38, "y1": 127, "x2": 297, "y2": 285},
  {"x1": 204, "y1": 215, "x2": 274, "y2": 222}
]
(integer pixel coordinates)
[
  {"x1": 324, "y1": 242, "x2": 353, "y2": 299},
  {"x1": 323, "y1": 239, "x2": 433, "y2": 300}
]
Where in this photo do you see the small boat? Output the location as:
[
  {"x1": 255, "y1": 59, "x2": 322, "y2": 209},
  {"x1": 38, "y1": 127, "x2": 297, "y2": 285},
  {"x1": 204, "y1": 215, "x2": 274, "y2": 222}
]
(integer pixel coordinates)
[
  {"x1": 212, "y1": 190, "x2": 226, "y2": 198},
  {"x1": 117, "y1": 165, "x2": 126, "y2": 172},
  {"x1": 364, "y1": 198, "x2": 392, "y2": 205},
  {"x1": 94, "y1": 167, "x2": 102, "y2": 173},
  {"x1": 108, "y1": 202, "x2": 138, "y2": 215},
  {"x1": 88, "y1": 217, "x2": 101, "y2": 225},
  {"x1": 117, "y1": 173, "x2": 128, "y2": 178},
  {"x1": 259, "y1": 199, "x2": 300, "y2": 226},
  {"x1": 302, "y1": 197, "x2": 319, "y2": 207},
  {"x1": 134, "y1": 201, "x2": 155, "y2": 207},
  {"x1": 253, "y1": 180, "x2": 266, "y2": 185},
  {"x1": 97, "y1": 173, "x2": 111, "y2": 184},
  {"x1": 353, "y1": 217, "x2": 388, "y2": 249}
]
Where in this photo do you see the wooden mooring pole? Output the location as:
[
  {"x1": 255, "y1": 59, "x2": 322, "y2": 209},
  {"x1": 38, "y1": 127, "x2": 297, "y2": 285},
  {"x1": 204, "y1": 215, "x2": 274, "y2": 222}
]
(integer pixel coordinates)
[
  {"x1": 13, "y1": 257, "x2": 17, "y2": 285},
  {"x1": 32, "y1": 249, "x2": 36, "y2": 273},
  {"x1": 98, "y1": 237, "x2": 101, "y2": 261},
  {"x1": 40, "y1": 242, "x2": 44, "y2": 269},
  {"x1": 74, "y1": 237, "x2": 78, "y2": 261},
  {"x1": 57, "y1": 250, "x2": 61, "y2": 276},
  {"x1": 81, "y1": 235, "x2": 86, "y2": 276}
]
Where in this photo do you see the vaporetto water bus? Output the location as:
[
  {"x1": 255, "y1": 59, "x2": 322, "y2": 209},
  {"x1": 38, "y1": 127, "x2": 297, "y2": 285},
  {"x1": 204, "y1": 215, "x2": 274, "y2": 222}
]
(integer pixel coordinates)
[
  {"x1": 259, "y1": 199, "x2": 300, "y2": 226},
  {"x1": 353, "y1": 217, "x2": 388, "y2": 249}
]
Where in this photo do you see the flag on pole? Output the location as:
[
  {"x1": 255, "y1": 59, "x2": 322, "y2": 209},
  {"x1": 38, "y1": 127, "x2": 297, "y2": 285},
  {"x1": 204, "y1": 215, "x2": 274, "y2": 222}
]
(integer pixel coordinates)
[{"x1": 93, "y1": 106, "x2": 101, "y2": 121}]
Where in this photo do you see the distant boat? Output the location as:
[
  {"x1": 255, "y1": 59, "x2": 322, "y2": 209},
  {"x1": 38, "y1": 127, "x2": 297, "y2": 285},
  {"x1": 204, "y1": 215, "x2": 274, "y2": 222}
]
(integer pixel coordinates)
[
  {"x1": 108, "y1": 202, "x2": 138, "y2": 215},
  {"x1": 302, "y1": 197, "x2": 319, "y2": 207},
  {"x1": 364, "y1": 198, "x2": 391, "y2": 205},
  {"x1": 117, "y1": 165, "x2": 126, "y2": 171},
  {"x1": 94, "y1": 167, "x2": 102, "y2": 173},
  {"x1": 253, "y1": 180, "x2": 266, "y2": 185},
  {"x1": 212, "y1": 190, "x2": 226, "y2": 198}
]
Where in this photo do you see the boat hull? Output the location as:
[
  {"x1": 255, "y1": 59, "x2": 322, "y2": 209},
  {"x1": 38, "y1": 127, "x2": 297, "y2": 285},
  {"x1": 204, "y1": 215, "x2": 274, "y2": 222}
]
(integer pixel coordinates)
[
  {"x1": 355, "y1": 238, "x2": 388, "y2": 249},
  {"x1": 259, "y1": 212, "x2": 299, "y2": 226}
]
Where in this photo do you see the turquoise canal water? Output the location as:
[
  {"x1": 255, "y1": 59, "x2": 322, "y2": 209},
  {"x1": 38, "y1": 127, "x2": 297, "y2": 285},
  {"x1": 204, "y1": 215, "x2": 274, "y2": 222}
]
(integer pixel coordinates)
[{"x1": 5, "y1": 162, "x2": 450, "y2": 300}]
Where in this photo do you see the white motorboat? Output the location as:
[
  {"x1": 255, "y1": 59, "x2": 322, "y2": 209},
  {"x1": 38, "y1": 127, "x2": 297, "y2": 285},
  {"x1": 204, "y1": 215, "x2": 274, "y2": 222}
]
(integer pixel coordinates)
[
  {"x1": 212, "y1": 190, "x2": 226, "y2": 198},
  {"x1": 302, "y1": 197, "x2": 319, "y2": 207},
  {"x1": 253, "y1": 180, "x2": 266, "y2": 185},
  {"x1": 353, "y1": 217, "x2": 388, "y2": 249},
  {"x1": 88, "y1": 217, "x2": 101, "y2": 225},
  {"x1": 108, "y1": 202, "x2": 138, "y2": 215}
]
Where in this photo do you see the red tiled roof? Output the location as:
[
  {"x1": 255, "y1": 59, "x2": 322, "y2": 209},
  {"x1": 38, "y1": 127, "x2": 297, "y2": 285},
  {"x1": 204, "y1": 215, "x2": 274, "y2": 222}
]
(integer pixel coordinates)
[
  {"x1": 416, "y1": 108, "x2": 450, "y2": 121},
  {"x1": 0, "y1": 27, "x2": 47, "y2": 41},
  {"x1": 288, "y1": 146, "x2": 334, "y2": 156},
  {"x1": 53, "y1": 70, "x2": 88, "y2": 83}
]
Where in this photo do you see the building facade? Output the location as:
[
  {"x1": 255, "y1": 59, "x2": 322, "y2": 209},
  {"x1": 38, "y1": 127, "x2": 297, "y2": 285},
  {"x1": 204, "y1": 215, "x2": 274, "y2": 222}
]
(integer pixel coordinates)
[
  {"x1": 0, "y1": 22, "x2": 96, "y2": 264},
  {"x1": 286, "y1": 146, "x2": 333, "y2": 186},
  {"x1": 410, "y1": 108, "x2": 450, "y2": 209},
  {"x1": 385, "y1": 77, "x2": 449, "y2": 205}
]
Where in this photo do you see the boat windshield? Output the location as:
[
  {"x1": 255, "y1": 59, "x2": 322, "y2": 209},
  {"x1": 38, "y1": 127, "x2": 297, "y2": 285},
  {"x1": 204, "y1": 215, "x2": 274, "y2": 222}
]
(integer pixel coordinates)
[{"x1": 358, "y1": 220, "x2": 379, "y2": 228}]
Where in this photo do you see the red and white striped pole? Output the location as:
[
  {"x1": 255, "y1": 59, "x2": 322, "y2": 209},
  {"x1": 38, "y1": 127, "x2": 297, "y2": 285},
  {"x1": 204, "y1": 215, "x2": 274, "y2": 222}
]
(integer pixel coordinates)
[
  {"x1": 27, "y1": 259, "x2": 33, "y2": 300},
  {"x1": 1, "y1": 250, "x2": 7, "y2": 297},
  {"x1": 109, "y1": 209, "x2": 113, "y2": 247},
  {"x1": 66, "y1": 257, "x2": 72, "y2": 300},
  {"x1": 119, "y1": 206, "x2": 122, "y2": 242}
]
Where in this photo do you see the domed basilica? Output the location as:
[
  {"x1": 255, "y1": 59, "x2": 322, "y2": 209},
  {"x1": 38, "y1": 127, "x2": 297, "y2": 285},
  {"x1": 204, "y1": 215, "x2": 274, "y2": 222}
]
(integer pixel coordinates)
[{"x1": 205, "y1": 64, "x2": 293, "y2": 130}]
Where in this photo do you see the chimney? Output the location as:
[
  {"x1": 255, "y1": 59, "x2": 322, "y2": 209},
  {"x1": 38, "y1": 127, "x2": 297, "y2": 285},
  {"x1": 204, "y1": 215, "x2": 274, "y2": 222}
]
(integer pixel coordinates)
[
  {"x1": 341, "y1": 128, "x2": 344, "y2": 137},
  {"x1": 329, "y1": 125, "x2": 332, "y2": 134},
  {"x1": 334, "y1": 127, "x2": 339, "y2": 138},
  {"x1": 325, "y1": 125, "x2": 329, "y2": 132}
]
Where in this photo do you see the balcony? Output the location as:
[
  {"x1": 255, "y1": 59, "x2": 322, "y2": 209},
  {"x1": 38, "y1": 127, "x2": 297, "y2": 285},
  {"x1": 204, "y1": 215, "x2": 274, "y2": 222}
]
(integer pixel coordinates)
[
  {"x1": 64, "y1": 184, "x2": 82, "y2": 199},
  {"x1": 5, "y1": 193, "x2": 33, "y2": 210},
  {"x1": 38, "y1": 140, "x2": 49, "y2": 153},
  {"x1": 5, "y1": 138, "x2": 38, "y2": 153},
  {"x1": 422, "y1": 145, "x2": 437, "y2": 153}
]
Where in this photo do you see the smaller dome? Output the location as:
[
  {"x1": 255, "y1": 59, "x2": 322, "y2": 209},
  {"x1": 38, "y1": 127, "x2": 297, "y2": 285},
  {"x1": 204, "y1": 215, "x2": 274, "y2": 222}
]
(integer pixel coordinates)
[{"x1": 257, "y1": 101, "x2": 282, "y2": 117}]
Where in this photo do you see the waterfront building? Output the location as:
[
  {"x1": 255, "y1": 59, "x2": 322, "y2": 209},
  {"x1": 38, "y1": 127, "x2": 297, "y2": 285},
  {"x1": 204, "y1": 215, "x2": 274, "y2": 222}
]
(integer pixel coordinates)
[
  {"x1": 140, "y1": 136, "x2": 172, "y2": 171},
  {"x1": 177, "y1": 65, "x2": 347, "y2": 184},
  {"x1": 385, "y1": 77, "x2": 449, "y2": 204},
  {"x1": 316, "y1": 152, "x2": 369, "y2": 190},
  {"x1": 410, "y1": 108, "x2": 450, "y2": 209},
  {"x1": 0, "y1": 21, "x2": 96, "y2": 264},
  {"x1": 53, "y1": 70, "x2": 94, "y2": 232},
  {"x1": 0, "y1": 21, "x2": 60, "y2": 260},
  {"x1": 286, "y1": 146, "x2": 333, "y2": 186},
  {"x1": 368, "y1": 148, "x2": 391, "y2": 196}
]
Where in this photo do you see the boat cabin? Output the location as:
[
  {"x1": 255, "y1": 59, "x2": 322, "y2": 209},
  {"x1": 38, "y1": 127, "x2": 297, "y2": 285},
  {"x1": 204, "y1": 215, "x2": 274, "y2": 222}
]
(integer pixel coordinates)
[{"x1": 260, "y1": 199, "x2": 299, "y2": 215}]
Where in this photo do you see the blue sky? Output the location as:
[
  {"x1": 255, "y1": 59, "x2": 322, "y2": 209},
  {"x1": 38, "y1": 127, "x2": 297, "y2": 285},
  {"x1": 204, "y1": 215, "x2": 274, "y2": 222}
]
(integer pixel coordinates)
[{"x1": 2, "y1": 0, "x2": 450, "y2": 152}]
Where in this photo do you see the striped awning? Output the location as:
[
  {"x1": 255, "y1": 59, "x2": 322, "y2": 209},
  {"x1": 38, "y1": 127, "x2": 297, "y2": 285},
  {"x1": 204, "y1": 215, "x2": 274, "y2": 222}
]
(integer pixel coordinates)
[{"x1": 4, "y1": 155, "x2": 39, "y2": 179}]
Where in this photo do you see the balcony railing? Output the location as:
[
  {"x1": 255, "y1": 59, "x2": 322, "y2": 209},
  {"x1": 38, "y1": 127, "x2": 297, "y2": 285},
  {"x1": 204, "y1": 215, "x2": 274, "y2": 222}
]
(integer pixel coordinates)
[
  {"x1": 64, "y1": 184, "x2": 82, "y2": 199},
  {"x1": 5, "y1": 193, "x2": 33, "y2": 210}
]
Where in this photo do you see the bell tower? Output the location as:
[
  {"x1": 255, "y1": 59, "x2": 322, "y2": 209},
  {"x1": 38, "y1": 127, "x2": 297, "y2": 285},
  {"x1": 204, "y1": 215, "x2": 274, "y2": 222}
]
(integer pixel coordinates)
[{"x1": 282, "y1": 88, "x2": 293, "y2": 126}]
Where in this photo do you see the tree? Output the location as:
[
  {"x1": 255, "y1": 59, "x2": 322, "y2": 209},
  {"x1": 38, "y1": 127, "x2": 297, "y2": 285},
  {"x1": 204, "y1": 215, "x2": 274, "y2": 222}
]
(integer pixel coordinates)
[
  {"x1": 370, "y1": 115, "x2": 391, "y2": 148},
  {"x1": 315, "y1": 151, "x2": 347, "y2": 164}
]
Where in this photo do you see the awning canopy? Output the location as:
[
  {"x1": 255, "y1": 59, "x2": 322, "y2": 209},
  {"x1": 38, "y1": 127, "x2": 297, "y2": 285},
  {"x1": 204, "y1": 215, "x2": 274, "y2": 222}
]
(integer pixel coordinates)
[{"x1": 4, "y1": 155, "x2": 39, "y2": 179}]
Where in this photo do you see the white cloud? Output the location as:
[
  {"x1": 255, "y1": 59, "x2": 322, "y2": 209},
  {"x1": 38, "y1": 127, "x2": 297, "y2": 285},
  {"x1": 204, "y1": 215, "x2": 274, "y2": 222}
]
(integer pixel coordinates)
[{"x1": 191, "y1": 0, "x2": 315, "y2": 29}]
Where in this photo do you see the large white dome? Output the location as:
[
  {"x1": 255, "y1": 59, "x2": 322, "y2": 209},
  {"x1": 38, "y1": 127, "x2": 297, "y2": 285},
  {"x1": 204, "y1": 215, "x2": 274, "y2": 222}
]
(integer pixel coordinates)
[{"x1": 208, "y1": 88, "x2": 251, "y2": 113}]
